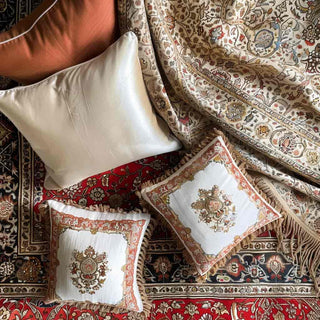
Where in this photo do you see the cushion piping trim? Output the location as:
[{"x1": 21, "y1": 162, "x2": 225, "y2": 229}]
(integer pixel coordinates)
[{"x1": 0, "y1": 0, "x2": 59, "y2": 45}]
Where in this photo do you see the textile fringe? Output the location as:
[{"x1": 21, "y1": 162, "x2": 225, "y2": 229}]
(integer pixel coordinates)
[
  {"x1": 253, "y1": 175, "x2": 320, "y2": 294},
  {"x1": 137, "y1": 199, "x2": 199, "y2": 276},
  {"x1": 212, "y1": 130, "x2": 285, "y2": 218},
  {"x1": 140, "y1": 129, "x2": 283, "y2": 277},
  {"x1": 136, "y1": 217, "x2": 156, "y2": 318},
  {"x1": 206, "y1": 219, "x2": 281, "y2": 278},
  {"x1": 141, "y1": 129, "x2": 221, "y2": 190},
  {"x1": 42, "y1": 200, "x2": 153, "y2": 318},
  {"x1": 40, "y1": 198, "x2": 145, "y2": 215},
  {"x1": 52, "y1": 302, "x2": 144, "y2": 318},
  {"x1": 139, "y1": 197, "x2": 280, "y2": 280}
]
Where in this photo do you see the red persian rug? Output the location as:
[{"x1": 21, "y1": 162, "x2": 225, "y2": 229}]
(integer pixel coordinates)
[
  {"x1": 0, "y1": 0, "x2": 319, "y2": 319},
  {"x1": 0, "y1": 297, "x2": 319, "y2": 319}
]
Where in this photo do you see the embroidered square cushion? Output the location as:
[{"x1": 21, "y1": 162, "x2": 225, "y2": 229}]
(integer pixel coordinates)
[
  {"x1": 141, "y1": 133, "x2": 282, "y2": 276},
  {"x1": 0, "y1": 32, "x2": 181, "y2": 190},
  {"x1": 46, "y1": 200, "x2": 152, "y2": 315},
  {"x1": 0, "y1": 0, "x2": 117, "y2": 84}
]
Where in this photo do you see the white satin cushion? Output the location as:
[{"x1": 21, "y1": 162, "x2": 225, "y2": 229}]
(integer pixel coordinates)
[{"x1": 0, "y1": 31, "x2": 181, "y2": 189}]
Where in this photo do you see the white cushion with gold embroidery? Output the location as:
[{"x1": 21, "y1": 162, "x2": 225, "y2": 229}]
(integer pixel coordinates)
[
  {"x1": 46, "y1": 200, "x2": 151, "y2": 315},
  {"x1": 0, "y1": 31, "x2": 181, "y2": 190},
  {"x1": 141, "y1": 134, "x2": 282, "y2": 276}
]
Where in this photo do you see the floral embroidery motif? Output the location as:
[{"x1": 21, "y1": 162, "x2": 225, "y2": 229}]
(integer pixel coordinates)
[
  {"x1": 0, "y1": 306, "x2": 10, "y2": 320},
  {"x1": 77, "y1": 312, "x2": 95, "y2": 320},
  {"x1": 225, "y1": 103, "x2": 246, "y2": 122},
  {"x1": 0, "y1": 196, "x2": 14, "y2": 220},
  {"x1": 184, "y1": 303, "x2": 199, "y2": 316},
  {"x1": 302, "y1": 24, "x2": 320, "y2": 46},
  {"x1": 153, "y1": 256, "x2": 172, "y2": 281},
  {"x1": 191, "y1": 185, "x2": 236, "y2": 232},
  {"x1": 266, "y1": 255, "x2": 285, "y2": 280},
  {"x1": 270, "y1": 131, "x2": 305, "y2": 157},
  {"x1": 16, "y1": 257, "x2": 42, "y2": 282},
  {"x1": 89, "y1": 188, "x2": 105, "y2": 201},
  {"x1": 69, "y1": 246, "x2": 110, "y2": 295},
  {"x1": 0, "y1": 261, "x2": 14, "y2": 278},
  {"x1": 255, "y1": 124, "x2": 271, "y2": 139},
  {"x1": 306, "y1": 150, "x2": 320, "y2": 166},
  {"x1": 254, "y1": 29, "x2": 274, "y2": 50},
  {"x1": 304, "y1": 44, "x2": 320, "y2": 73},
  {"x1": 313, "y1": 217, "x2": 320, "y2": 233},
  {"x1": 209, "y1": 25, "x2": 224, "y2": 44}
]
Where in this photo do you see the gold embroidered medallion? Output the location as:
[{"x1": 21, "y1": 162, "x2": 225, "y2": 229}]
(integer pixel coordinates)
[
  {"x1": 69, "y1": 246, "x2": 110, "y2": 294},
  {"x1": 191, "y1": 185, "x2": 236, "y2": 232}
]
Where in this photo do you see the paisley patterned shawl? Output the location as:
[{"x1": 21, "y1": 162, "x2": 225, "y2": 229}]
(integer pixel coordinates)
[{"x1": 117, "y1": 0, "x2": 320, "y2": 290}]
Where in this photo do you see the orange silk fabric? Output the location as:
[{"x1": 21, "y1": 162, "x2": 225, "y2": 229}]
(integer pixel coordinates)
[{"x1": 0, "y1": 0, "x2": 117, "y2": 84}]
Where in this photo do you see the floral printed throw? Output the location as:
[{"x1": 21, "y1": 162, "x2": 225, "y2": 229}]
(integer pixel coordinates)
[{"x1": 118, "y1": 0, "x2": 320, "y2": 290}]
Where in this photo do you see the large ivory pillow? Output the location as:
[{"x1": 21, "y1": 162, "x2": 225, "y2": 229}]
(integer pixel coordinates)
[{"x1": 0, "y1": 32, "x2": 181, "y2": 190}]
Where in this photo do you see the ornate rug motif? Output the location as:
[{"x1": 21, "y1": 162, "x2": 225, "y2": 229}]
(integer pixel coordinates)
[
  {"x1": 0, "y1": 0, "x2": 318, "y2": 309},
  {"x1": 145, "y1": 232, "x2": 317, "y2": 299},
  {"x1": 42, "y1": 153, "x2": 180, "y2": 212},
  {"x1": 150, "y1": 298, "x2": 320, "y2": 320},
  {"x1": 0, "y1": 109, "x2": 317, "y2": 298},
  {"x1": 0, "y1": 0, "x2": 41, "y2": 31},
  {"x1": 0, "y1": 297, "x2": 319, "y2": 320},
  {"x1": 0, "y1": 113, "x2": 47, "y2": 297}
]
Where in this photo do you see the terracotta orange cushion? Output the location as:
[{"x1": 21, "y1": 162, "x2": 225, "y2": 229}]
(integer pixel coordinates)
[{"x1": 0, "y1": 0, "x2": 117, "y2": 84}]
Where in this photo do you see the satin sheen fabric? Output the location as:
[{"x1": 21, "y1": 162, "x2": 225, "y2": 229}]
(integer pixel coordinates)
[
  {"x1": 0, "y1": 32, "x2": 181, "y2": 190},
  {"x1": 0, "y1": 0, "x2": 117, "y2": 84}
]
